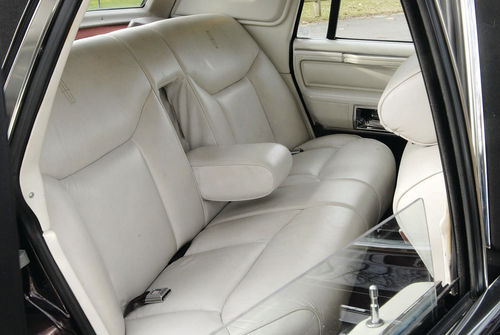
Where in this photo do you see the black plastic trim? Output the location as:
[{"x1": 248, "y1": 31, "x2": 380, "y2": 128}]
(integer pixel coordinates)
[
  {"x1": 8, "y1": 0, "x2": 95, "y2": 333},
  {"x1": 428, "y1": 293, "x2": 474, "y2": 335},
  {"x1": 289, "y1": 0, "x2": 318, "y2": 135},
  {"x1": 326, "y1": 0, "x2": 341, "y2": 40},
  {"x1": 0, "y1": 61, "x2": 27, "y2": 335}
]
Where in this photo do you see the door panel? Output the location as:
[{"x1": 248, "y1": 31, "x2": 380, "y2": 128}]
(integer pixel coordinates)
[{"x1": 293, "y1": 38, "x2": 414, "y2": 131}]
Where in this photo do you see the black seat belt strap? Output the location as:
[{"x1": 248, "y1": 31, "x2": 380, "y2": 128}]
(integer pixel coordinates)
[{"x1": 123, "y1": 288, "x2": 171, "y2": 317}]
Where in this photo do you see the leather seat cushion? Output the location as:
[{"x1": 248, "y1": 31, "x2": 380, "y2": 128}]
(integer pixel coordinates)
[
  {"x1": 288, "y1": 134, "x2": 396, "y2": 215},
  {"x1": 126, "y1": 206, "x2": 368, "y2": 334}
]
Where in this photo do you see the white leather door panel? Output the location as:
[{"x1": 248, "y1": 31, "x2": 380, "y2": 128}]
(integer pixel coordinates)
[{"x1": 293, "y1": 38, "x2": 414, "y2": 130}]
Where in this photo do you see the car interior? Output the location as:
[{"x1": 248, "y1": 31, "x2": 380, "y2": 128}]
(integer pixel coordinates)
[{"x1": 16, "y1": 0, "x2": 454, "y2": 334}]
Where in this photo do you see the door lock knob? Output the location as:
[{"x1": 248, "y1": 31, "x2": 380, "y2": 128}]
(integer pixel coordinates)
[{"x1": 366, "y1": 285, "x2": 384, "y2": 328}]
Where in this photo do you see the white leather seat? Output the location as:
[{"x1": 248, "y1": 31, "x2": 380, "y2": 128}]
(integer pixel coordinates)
[
  {"x1": 107, "y1": 16, "x2": 397, "y2": 236},
  {"x1": 37, "y1": 14, "x2": 397, "y2": 335},
  {"x1": 379, "y1": 54, "x2": 451, "y2": 285},
  {"x1": 113, "y1": 14, "x2": 396, "y2": 216}
]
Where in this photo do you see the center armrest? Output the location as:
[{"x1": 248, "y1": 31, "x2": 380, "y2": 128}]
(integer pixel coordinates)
[{"x1": 187, "y1": 143, "x2": 292, "y2": 201}]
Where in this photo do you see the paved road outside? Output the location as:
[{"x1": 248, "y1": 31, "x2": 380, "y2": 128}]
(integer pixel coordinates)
[{"x1": 298, "y1": 13, "x2": 412, "y2": 41}]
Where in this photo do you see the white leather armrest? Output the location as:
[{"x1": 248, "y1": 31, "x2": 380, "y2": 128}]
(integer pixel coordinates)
[{"x1": 187, "y1": 143, "x2": 292, "y2": 201}]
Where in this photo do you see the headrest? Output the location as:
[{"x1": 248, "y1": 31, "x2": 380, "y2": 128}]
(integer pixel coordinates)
[
  {"x1": 149, "y1": 14, "x2": 259, "y2": 95},
  {"x1": 378, "y1": 54, "x2": 437, "y2": 146}
]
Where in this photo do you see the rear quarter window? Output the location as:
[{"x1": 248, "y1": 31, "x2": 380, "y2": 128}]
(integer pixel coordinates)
[{"x1": 88, "y1": 0, "x2": 144, "y2": 10}]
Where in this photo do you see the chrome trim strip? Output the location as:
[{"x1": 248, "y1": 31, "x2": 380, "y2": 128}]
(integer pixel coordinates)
[
  {"x1": 1, "y1": 1, "x2": 30, "y2": 70},
  {"x1": 451, "y1": 276, "x2": 500, "y2": 334},
  {"x1": 4, "y1": 0, "x2": 61, "y2": 138},
  {"x1": 459, "y1": 0, "x2": 491, "y2": 249}
]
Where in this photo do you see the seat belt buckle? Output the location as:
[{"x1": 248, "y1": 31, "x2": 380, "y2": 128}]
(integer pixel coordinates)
[
  {"x1": 291, "y1": 148, "x2": 304, "y2": 155},
  {"x1": 144, "y1": 288, "x2": 171, "y2": 304}
]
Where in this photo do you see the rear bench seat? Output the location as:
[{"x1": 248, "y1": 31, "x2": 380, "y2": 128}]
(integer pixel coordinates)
[
  {"x1": 39, "y1": 14, "x2": 396, "y2": 335},
  {"x1": 112, "y1": 14, "x2": 396, "y2": 223}
]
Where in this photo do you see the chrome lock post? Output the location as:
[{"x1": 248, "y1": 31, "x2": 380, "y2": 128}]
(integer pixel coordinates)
[{"x1": 366, "y1": 284, "x2": 384, "y2": 328}]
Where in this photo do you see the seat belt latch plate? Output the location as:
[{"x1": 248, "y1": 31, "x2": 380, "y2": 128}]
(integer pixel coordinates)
[
  {"x1": 291, "y1": 148, "x2": 304, "y2": 155},
  {"x1": 145, "y1": 288, "x2": 171, "y2": 304}
]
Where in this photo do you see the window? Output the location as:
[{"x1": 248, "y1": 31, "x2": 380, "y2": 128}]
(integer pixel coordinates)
[
  {"x1": 87, "y1": 0, "x2": 144, "y2": 10},
  {"x1": 297, "y1": 0, "x2": 331, "y2": 39},
  {"x1": 297, "y1": 0, "x2": 412, "y2": 42}
]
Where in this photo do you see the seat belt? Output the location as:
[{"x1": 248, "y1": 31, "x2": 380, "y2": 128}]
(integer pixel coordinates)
[{"x1": 123, "y1": 288, "x2": 171, "y2": 317}]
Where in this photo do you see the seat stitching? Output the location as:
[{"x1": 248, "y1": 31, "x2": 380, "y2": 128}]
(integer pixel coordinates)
[
  {"x1": 211, "y1": 88, "x2": 244, "y2": 143},
  {"x1": 111, "y1": 33, "x2": 213, "y2": 221},
  {"x1": 219, "y1": 210, "x2": 302, "y2": 322},
  {"x1": 188, "y1": 76, "x2": 236, "y2": 144},
  {"x1": 54, "y1": 176, "x2": 124, "y2": 308},
  {"x1": 219, "y1": 204, "x2": 368, "y2": 326},
  {"x1": 58, "y1": 90, "x2": 153, "y2": 181},
  {"x1": 212, "y1": 202, "x2": 368, "y2": 228},
  {"x1": 131, "y1": 138, "x2": 181, "y2": 250},
  {"x1": 315, "y1": 138, "x2": 384, "y2": 217},
  {"x1": 299, "y1": 135, "x2": 360, "y2": 151},
  {"x1": 288, "y1": 147, "x2": 338, "y2": 180},
  {"x1": 208, "y1": 46, "x2": 261, "y2": 96},
  {"x1": 125, "y1": 309, "x2": 221, "y2": 321},
  {"x1": 315, "y1": 149, "x2": 338, "y2": 179},
  {"x1": 321, "y1": 177, "x2": 382, "y2": 218},
  {"x1": 246, "y1": 51, "x2": 277, "y2": 142},
  {"x1": 184, "y1": 241, "x2": 265, "y2": 258},
  {"x1": 394, "y1": 170, "x2": 443, "y2": 211},
  {"x1": 144, "y1": 25, "x2": 219, "y2": 146},
  {"x1": 222, "y1": 307, "x2": 322, "y2": 335}
]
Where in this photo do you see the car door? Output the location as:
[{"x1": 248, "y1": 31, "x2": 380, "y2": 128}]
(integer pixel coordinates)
[{"x1": 292, "y1": 0, "x2": 414, "y2": 134}]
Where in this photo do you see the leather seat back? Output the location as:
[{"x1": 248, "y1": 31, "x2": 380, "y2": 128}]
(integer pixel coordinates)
[
  {"x1": 140, "y1": 14, "x2": 311, "y2": 150},
  {"x1": 379, "y1": 54, "x2": 451, "y2": 285},
  {"x1": 40, "y1": 35, "x2": 209, "y2": 334}
]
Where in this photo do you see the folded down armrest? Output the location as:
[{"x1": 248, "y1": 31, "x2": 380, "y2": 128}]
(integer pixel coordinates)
[{"x1": 187, "y1": 143, "x2": 292, "y2": 201}]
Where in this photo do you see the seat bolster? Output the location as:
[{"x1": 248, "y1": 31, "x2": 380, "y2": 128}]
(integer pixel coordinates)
[
  {"x1": 296, "y1": 134, "x2": 360, "y2": 151},
  {"x1": 393, "y1": 143, "x2": 451, "y2": 284}
]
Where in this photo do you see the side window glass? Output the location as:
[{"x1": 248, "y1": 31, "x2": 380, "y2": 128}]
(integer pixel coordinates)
[
  {"x1": 297, "y1": 0, "x2": 331, "y2": 39},
  {"x1": 88, "y1": 0, "x2": 145, "y2": 10},
  {"x1": 336, "y1": 0, "x2": 412, "y2": 41},
  {"x1": 297, "y1": 0, "x2": 412, "y2": 42}
]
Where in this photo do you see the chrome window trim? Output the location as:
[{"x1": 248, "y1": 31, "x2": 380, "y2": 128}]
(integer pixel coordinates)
[
  {"x1": 458, "y1": 0, "x2": 491, "y2": 250},
  {"x1": 4, "y1": 0, "x2": 61, "y2": 138},
  {"x1": 1, "y1": 1, "x2": 30, "y2": 71}
]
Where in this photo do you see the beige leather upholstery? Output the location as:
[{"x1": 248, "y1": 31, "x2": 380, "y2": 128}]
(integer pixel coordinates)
[
  {"x1": 37, "y1": 14, "x2": 397, "y2": 335},
  {"x1": 145, "y1": 14, "x2": 311, "y2": 150},
  {"x1": 379, "y1": 54, "x2": 451, "y2": 285},
  {"x1": 188, "y1": 143, "x2": 292, "y2": 201},
  {"x1": 379, "y1": 54, "x2": 437, "y2": 146},
  {"x1": 113, "y1": 15, "x2": 396, "y2": 213}
]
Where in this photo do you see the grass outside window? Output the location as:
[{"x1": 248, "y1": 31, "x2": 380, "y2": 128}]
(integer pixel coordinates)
[
  {"x1": 88, "y1": 0, "x2": 144, "y2": 10},
  {"x1": 301, "y1": 0, "x2": 404, "y2": 24}
]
